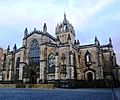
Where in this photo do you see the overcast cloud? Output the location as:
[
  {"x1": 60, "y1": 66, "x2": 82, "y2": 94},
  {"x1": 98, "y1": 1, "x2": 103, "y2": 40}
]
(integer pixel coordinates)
[{"x1": 0, "y1": 0, "x2": 120, "y2": 64}]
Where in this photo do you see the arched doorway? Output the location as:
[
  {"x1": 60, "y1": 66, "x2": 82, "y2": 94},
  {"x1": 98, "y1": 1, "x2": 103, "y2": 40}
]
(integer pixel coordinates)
[
  {"x1": 87, "y1": 72, "x2": 93, "y2": 81},
  {"x1": 84, "y1": 69, "x2": 96, "y2": 81},
  {"x1": 30, "y1": 68, "x2": 37, "y2": 84}
]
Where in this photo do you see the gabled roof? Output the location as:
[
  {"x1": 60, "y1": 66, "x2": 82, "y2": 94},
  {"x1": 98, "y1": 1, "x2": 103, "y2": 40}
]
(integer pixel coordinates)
[
  {"x1": 23, "y1": 29, "x2": 56, "y2": 42},
  {"x1": 79, "y1": 44, "x2": 95, "y2": 49}
]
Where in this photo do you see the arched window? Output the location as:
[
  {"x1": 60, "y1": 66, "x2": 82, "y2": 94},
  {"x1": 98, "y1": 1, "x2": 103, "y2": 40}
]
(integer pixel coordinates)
[
  {"x1": 48, "y1": 53, "x2": 55, "y2": 73},
  {"x1": 85, "y1": 50, "x2": 92, "y2": 66},
  {"x1": 16, "y1": 57, "x2": 20, "y2": 80},
  {"x1": 85, "y1": 51, "x2": 91, "y2": 62},
  {"x1": 29, "y1": 39, "x2": 40, "y2": 66}
]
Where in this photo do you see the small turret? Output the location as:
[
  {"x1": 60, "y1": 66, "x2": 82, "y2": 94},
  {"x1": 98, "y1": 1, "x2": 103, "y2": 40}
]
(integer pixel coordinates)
[
  {"x1": 95, "y1": 36, "x2": 98, "y2": 42},
  {"x1": 77, "y1": 40, "x2": 80, "y2": 46},
  {"x1": 109, "y1": 38, "x2": 112, "y2": 43},
  {"x1": 43, "y1": 23, "x2": 47, "y2": 33},
  {"x1": 7, "y1": 45, "x2": 10, "y2": 52},
  {"x1": 34, "y1": 28, "x2": 36, "y2": 32},
  {"x1": 63, "y1": 12, "x2": 68, "y2": 25},
  {"x1": 24, "y1": 28, "x2": 28, "y2": 38},
  {"x1": 109, "y1": 37, "x2": 113, "y2": 47},
  {"x1": 74, "y1": 40, "x2": 80, "y2": 47},
  {"x1": 94, "y1": 36, "x2": 100, "y2": 46},
  {"x1": 64, "y1": 12, "x2": 66, "y2": 20},
  {"x1": 74, "y1": 40, "x2": 77, "y2": 45},
  {"x1": 77, "y1": 40, "x2": 80, "y2": 45},
  {"x1": 13, "y1": 44, "x2": 17, "y2": 52}
]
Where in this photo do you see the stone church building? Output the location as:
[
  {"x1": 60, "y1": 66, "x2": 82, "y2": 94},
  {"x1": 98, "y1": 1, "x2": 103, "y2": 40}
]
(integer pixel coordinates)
[{"x1": 1, "y1": 14, "x2": 119, "y2": 86}]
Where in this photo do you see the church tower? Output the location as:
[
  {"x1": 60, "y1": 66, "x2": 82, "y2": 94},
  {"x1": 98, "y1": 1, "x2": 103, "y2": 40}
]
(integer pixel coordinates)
[
  {"x1": 55, "y1": 13, "x2": 75, "y2": 44},
  {"x1": 55, "y1": 13, "x2": 76, "y2": 81}
]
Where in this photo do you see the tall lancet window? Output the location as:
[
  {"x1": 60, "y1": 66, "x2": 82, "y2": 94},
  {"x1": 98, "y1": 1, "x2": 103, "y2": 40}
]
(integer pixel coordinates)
[
  {"x1": 29, "y1": 39, "x2": 40, "y2": 66},
  {"x1": 85, "y1": 50, "x2": 92, "y2": 66},
  {"x1": 48, "y1": 53, "x2": 55, "y2": 73},
  {"x1": 16, "y1": 57, "x2": 20, "y2": 80},
  {"x1": 86, "y1": 55, "x2": 90, "y2": 62}
]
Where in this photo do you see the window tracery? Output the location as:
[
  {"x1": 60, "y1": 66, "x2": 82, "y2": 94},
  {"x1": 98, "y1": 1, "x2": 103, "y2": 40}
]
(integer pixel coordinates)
[{"x1": 29, "y1": 39, "x2": 40, "y2": 66}]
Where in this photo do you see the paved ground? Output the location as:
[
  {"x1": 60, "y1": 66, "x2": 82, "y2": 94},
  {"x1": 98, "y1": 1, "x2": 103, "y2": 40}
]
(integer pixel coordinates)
[
  {"x1": 113, "y1": 88, "x2": 120, "y2": 100},
  {"x1": 0, "y1": 88, "x2": 119, "y2": 100}
]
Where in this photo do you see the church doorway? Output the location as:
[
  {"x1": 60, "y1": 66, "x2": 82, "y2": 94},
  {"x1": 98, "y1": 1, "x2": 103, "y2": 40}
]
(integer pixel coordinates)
[
  {"x1": 30, "y1": 69, "x2": 37, "y2": 84},
  {"x1": 87, "y1": 72, "x2": 93, "y2": 81}
]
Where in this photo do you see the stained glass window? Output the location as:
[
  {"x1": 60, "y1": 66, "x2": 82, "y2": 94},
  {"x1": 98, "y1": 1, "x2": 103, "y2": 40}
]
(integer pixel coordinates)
[{"x1": 29, "y1": 39, "x2": 40, "y2": 66}]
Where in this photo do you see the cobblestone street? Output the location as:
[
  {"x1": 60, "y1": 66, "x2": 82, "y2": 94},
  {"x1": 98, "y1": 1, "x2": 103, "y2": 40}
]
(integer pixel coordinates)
[{"x1": 0, "y1": 88, "x2": 118, "y2": 100}]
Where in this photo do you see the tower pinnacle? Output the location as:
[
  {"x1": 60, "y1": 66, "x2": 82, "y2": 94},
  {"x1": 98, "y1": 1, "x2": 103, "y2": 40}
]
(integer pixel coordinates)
[
  {"x1": 24, "y1": 28, "x2": 28, "y2": 38},
  {"x1": 64, "y1": 12, "x2": 66, "y2": 20},
  {"x1": 43, "y1": 23, "x2": 47, "y2": 33},
  {"x1": 109, "y1": 37, "x2": 112, "y2": 47}
]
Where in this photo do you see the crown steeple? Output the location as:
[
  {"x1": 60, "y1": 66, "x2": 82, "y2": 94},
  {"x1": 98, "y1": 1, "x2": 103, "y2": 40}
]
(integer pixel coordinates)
[{"x1": 55, "y1": 13, "x2": 75, "y2": 44}]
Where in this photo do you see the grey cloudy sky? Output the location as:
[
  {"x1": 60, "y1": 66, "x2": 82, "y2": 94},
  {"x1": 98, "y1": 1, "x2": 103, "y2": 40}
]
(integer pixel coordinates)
[{"x1": 0, "y1": 0, "x2": 120, "y2": 64}]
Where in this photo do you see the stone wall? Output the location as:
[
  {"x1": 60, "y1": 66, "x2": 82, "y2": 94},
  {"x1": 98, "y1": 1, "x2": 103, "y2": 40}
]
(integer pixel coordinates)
[
  {"x1": 0, "y1": 84, "x2": 55, "y2": 89},
  {"x1": 78, "y1": 45, "x2": 101, "y2": 80}
]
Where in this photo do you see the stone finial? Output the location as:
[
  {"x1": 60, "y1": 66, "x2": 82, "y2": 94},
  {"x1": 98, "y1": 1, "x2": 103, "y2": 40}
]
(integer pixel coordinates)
[
  {"x1": 43, "y1": 23, "x2": 47, "y2": 33},
  {"x1": 109, "y1": 38, "x2": 112, "y2": 43},
  {"x1": 24, "y1": 28, "x2": 28, "y2": 37},
  {"x1": 109, "y1": 37, "x2": 113, "y2": 47},
  {"x1": 7, "y1": 45, "x2": 10, "y2": 52},
  {"x1": 77, "y1": 40, "x2": 80, "y2": 44},
  {"x1": 74, "y1": 40, "x2": 76, "y2": 45},
  {"x1": 13, "y1": 44, "x2": 17, "y2": 51},
  {"x1": 95, "y1": 36, "x2": 100, "y2": 46},
  {"x1": 95, "y1": 36, "x2": 98, "y2": 42},
  {"x1": 34, "y1": 28, "x2": 36, "y2": 31},
  {"x1": 64, "y1": 12, "x2": 66, "y2": 20}
]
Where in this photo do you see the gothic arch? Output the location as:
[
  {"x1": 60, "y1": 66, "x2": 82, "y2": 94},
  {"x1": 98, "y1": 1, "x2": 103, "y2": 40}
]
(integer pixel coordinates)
[
  {"x1": 85, "y1": 71, "x2": 94, "y2": 81},
  {"x1": 48, "y1": 53, "x2": 55, "y2": 73},
  {"x1": 83, "y1": 68, "x2": 96, "y2": 80},
  {"x1": 28, "y1": 39, "x2": 40, "y2": 66},
  {"x1": 85, "y1": 50, "x2": 92, "y2": 66}
]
